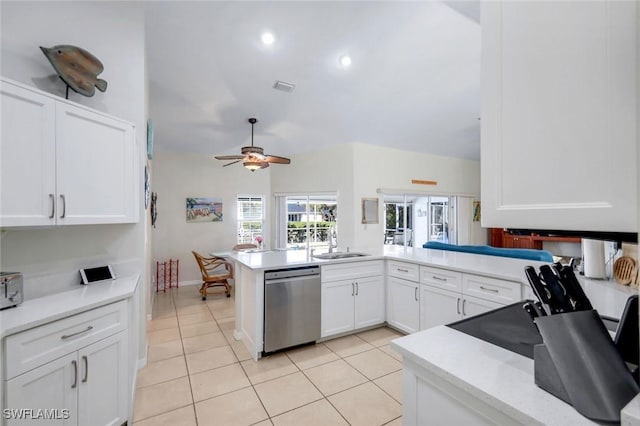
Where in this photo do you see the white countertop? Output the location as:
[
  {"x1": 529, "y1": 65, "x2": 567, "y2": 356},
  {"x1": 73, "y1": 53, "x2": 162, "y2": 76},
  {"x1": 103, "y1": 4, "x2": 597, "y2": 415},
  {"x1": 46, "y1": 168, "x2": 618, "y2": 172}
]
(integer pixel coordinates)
[
  {"x1": 391, "y1": 325, "x2": 600, "y2": 425},
  {"x1": 232, "y1": 245, "x2": 636, "y2": 319},
  {"x1": 230, "y1": 248, "x2": 385, "y2": 270},
  {"x1": 0, "y1": 274, "x2": 139, "y2": 339}
]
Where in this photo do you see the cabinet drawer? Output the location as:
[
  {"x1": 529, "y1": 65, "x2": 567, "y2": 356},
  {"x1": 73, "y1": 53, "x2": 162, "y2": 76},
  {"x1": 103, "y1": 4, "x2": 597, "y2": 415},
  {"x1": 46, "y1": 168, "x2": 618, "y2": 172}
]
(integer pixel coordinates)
[
  {"x1": 321, "y1": 260, "x2": 383, "y2": 282},
  {"x1": 5, "y1": 300, "x2": 128, "y2": 379},
  {"x1": 462, "y1": 274, "x2": 519, "y2": 305},
  {"x1": 420, "y1": 266, "x2": 462, "y2": 292},
  {"x1": 387, "y1": 261, "x2": 419, "y2": 282}
]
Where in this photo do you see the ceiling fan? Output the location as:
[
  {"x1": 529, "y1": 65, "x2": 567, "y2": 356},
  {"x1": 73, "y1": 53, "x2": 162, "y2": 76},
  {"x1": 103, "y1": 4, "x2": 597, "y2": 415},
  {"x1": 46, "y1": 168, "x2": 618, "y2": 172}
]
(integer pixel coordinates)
[{"x1": 215, "y1": 118, "x2": 291, "y2": 171}]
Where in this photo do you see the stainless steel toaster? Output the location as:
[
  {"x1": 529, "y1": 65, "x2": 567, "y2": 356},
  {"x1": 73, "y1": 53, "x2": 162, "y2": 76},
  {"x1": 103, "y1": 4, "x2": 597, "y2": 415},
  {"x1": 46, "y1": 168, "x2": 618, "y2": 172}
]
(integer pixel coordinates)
[{"x1": 1, "y1": 272, "x2": 23, "y2": 309}]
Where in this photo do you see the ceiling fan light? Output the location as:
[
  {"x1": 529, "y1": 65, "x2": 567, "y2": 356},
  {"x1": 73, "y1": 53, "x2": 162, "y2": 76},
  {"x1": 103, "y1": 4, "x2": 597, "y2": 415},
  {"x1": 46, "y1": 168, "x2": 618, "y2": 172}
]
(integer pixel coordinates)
[{"x1": 244, "y1": 161, "x2": 267, "y2": 172}]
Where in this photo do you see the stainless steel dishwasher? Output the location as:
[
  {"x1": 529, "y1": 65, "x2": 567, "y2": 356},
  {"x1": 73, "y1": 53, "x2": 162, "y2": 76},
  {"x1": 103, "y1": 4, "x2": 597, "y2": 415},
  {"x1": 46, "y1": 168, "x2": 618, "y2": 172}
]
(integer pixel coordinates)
[{"x1": 264, "y1": 266, "x2": 321, "y2": 353}]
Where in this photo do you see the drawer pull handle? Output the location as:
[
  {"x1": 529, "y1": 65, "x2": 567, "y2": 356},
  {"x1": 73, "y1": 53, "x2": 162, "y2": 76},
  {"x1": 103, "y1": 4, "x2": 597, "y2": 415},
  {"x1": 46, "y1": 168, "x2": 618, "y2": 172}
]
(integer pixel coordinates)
[
  {"x1": 432, "y1": 275, "x2": 447, "y2": 282},
  {"x1": 397, "y1": 268, "x2": 409, "y2": 273},
  {"x1": 61, "y1": 326, "x2": 94, "y2": 340},
  {"x1": 479, "y1": 286, "x2": 499, "y2": 293},
  {"x1": 82, "y1": 355, "x2": 88, "y2": 383},
  {"x1": 60, "y1": 194, "x2": 66, "y2": 219},
  {"x1": 414, "y1": 287, "x2": 418, "y2": 301},
  {"x1": 355, "y1": 282, "x2": 359, "y2": 296},
  {"x1": 351, "y1": 283, "x2": 354, "y2": 297},
  {"x1": 49, "y1": 194, "x2": 55, "y2": 219},
  {"x1": 462, "y1": 299, "x2": 467, "y2": 315},
  {"x1": 71, "y1": 360, "x2": 78, "y2": 389},
  {"x1": 456, "y1": 298, "x2": 461, "y2": 315}
]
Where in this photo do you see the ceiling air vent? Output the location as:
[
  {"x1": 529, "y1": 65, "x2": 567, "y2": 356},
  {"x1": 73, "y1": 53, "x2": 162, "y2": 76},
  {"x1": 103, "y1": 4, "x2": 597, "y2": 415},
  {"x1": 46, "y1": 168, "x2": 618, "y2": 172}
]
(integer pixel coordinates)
[{"x1": 273, "y1": 80, "x2": 296, "y2": 93}]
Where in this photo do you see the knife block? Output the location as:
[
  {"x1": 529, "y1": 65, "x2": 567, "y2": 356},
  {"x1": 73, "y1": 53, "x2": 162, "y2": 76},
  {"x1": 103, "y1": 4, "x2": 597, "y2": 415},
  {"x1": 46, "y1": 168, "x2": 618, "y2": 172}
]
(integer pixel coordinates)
[{"x1": 534, "y1": 310, "x2": 639, "y2": 423}]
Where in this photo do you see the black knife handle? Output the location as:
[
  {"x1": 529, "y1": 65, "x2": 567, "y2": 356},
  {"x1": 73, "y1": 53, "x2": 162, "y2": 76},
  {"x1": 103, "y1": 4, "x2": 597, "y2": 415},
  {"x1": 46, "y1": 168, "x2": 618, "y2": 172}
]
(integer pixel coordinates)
[
  {"x1": 558, "y1": 266, "x2": 593, "y2": 311},
  {"x1": 539, "y1": 265, "x2": 572, "y2": 314},
  {"x1": 525, "y1": 266, "x2": 552, "y2": 309}
]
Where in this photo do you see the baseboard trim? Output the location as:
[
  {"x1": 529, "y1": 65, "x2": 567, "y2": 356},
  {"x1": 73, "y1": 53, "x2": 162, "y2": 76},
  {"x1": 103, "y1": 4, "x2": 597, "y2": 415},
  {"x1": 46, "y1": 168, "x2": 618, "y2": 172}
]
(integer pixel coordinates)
[{"x1": 137, "y1": 350, "x2": 148, "y2": 370}]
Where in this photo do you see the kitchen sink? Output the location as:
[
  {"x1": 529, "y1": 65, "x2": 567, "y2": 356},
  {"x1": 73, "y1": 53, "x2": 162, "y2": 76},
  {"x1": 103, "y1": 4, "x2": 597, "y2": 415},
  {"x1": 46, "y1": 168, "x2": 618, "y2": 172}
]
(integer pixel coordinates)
[{"x1": 313, "y1": 252, "x2": 369, "y2": 259}]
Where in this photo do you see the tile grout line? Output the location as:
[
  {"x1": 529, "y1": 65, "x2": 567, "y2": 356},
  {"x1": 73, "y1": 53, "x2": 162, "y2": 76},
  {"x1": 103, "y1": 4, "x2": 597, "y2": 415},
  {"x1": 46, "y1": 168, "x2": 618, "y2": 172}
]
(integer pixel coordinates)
[
  {"x1": 133, "y1": 289, "x2": 192, "y2": 424},
  {"x1": 208, "y1": 295, "x2": 274, "y2": 424},
  {"x1": 172, "y1": 288, "x2": 199, "y2": 426},
  {"x1": 145, "y1": 289, "x2": 402, "y2": 425}
]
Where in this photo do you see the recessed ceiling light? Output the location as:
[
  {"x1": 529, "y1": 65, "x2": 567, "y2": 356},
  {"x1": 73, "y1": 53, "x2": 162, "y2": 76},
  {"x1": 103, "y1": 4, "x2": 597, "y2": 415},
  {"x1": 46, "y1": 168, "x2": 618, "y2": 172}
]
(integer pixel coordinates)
[
  {"x1": 261, "y1": 32, "x2": 275, "y2": 45},
  {"x1": 339, "y1": 55, "x2": 352, "y2": 68}
]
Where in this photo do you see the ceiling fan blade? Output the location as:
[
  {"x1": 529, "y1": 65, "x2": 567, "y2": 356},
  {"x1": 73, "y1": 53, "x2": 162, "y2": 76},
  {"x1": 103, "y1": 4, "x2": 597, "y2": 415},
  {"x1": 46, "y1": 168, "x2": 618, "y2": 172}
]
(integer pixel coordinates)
[
  {"x1": 215, "y1": 155, "x2": 245, "y2": 160},
  {"x1": 223, "y1": 159, "x2": 242, "y2": 167},
  {"x1": 265, "y1": 155, "x2": 291, "y2": 164}
]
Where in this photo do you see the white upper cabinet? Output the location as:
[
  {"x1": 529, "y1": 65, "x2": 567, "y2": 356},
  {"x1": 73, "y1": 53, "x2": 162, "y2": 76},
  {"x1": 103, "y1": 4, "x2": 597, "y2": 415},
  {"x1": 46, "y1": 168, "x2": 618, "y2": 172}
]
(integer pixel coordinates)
[
  {"x1": 481, "y1": 2, "x2": 637, "y2": 232},
  {"x1": 56, "y1": 103, "x2": 136, "y2": 225},
  {"x1": 1, "y1": 81, "x2": 56, "y2": 226},
  {"x1": 0, "y1": 78, "x2": 138, "y2": 226}
]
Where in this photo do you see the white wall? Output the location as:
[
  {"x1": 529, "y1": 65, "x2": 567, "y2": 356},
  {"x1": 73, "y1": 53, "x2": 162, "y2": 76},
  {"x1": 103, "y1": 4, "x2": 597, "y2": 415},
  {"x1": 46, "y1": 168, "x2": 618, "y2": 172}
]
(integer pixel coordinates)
[
  {"x1": 457, "y1": 196, "x2": 488, "y2": 246},
  {"x1": 270, "y1": 142, "x2": 482, "y2": 254},
  {"x1": 271, "y1": 143, "x2": 356, "y2": 250},
  {"x1": 352, "y1": 143, "x2": 482, "y2": 252},
  {"x1": 151, "y1": 150, "x2": 271, "y2": 285},
  {"x1": 0, "y1": 2, "x2": 147, "y2": 300},
  {"x1": 413, "y1": 197, "x2": 430, "y2": 246}
]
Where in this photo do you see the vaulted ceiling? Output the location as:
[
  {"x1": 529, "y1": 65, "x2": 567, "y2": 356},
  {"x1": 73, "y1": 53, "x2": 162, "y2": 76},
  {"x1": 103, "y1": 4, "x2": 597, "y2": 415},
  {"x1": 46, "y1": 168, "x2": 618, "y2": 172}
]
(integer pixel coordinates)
[{"x1": 145, "y1": 1, "x2": 481, "y2": 161}]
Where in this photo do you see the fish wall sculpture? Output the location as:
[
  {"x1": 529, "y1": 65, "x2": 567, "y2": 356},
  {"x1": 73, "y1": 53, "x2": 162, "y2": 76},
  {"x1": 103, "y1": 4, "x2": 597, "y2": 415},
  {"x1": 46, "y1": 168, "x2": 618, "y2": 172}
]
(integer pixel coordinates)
[{"x1": 40, "y1": 45, "x2": 107, "y2": 98}]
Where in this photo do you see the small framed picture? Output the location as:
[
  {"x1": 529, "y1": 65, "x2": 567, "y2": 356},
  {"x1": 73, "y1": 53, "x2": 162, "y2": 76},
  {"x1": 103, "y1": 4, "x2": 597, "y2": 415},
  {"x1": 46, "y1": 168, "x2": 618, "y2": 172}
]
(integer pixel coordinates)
[
  {"x1": 147, "y1": 119, "x2": 154, "y2": 160},
  {"x1": 362, "y1": 198, "x2": 379, "y2": 224}
]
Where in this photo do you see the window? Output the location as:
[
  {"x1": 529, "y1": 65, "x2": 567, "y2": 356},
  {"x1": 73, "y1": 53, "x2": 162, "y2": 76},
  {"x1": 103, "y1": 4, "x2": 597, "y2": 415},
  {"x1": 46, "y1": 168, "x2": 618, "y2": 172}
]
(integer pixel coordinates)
[
  {"x1": 275, "y1": 194, "x2": 338, "y2": 252},
  {"x1": 237, "y1": 195, "x2": 264, "y2": 245},
  {"x1": 383, "y1": 194, "x2": 457, "y2": 247}
]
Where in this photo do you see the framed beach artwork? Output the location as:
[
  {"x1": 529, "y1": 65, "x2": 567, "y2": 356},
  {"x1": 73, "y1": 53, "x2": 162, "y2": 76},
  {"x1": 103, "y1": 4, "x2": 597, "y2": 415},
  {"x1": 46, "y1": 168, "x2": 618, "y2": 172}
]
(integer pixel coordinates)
[{"x1": 186, "y1": 197, "x2": 223, "y2": 222}]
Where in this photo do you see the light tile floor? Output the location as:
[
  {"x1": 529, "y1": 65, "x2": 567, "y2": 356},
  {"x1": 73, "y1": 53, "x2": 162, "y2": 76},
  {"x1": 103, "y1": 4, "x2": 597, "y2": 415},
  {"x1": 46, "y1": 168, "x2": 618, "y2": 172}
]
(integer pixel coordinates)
[{"x1": 133, "y1": 286, "x2": 404, "y2": 425}]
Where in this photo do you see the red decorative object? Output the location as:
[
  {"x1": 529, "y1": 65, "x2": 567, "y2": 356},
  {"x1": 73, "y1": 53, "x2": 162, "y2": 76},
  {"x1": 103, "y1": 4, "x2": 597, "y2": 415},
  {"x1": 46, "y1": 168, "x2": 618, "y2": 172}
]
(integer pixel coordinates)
[{"x1": 156, "y1": 259, "x2": 179, "y2": 292}]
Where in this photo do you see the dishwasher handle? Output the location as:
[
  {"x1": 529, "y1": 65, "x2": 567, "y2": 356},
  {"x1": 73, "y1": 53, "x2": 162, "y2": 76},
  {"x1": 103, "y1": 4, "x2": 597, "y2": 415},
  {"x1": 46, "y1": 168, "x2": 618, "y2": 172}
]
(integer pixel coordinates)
[{"x1": 265, "y1": 274, "x2": 320, "y2": 286}]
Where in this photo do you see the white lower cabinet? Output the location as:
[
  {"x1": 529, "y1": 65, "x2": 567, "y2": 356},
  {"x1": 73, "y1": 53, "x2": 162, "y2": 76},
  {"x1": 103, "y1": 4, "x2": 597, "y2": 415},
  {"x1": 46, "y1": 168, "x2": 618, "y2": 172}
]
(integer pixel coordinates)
[
  {"x1": 77, "y1": 332, "x2": 128, "y2": 426},
  {"x1": 387, "y1": 276, "x2": 419, "y2": 334},
  {"x1": 419, "y1": 285, "x2": 461, "y2": 330},
  {"x1": 4, "y1": 302, "x2": 129, "y2": 426},
  {"x1": 321, "y1": 262, "x2": 385, "y2": 338},
  {"x1": 321, "y1": 280, "x2": 357, "y2": 337},
  {"x1": 412, "y1": 265, "x2": 520, "y2": 331},
  {"x1": 6, "y1": 353, "x2": 78, "y2": 426},
  {"x1": 321, "y1": 276, "x2": 385, "y2": 338},
  {"x1": 354, "y1": 276, "x2": 386, "y2": 329},
  {"x1": 419, "y1": 284, "x2": 511, "y2": 330},
  {"x1": 462, "y1": 295, "x2": 502, "y2": 318}
]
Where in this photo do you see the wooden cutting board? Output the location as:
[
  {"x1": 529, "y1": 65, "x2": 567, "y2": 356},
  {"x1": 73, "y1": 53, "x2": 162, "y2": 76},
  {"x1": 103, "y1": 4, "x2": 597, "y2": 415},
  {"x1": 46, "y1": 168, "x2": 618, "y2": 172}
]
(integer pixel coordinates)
[{"x1": 614, "y1": 256, "x2": 637, "y2": 285}]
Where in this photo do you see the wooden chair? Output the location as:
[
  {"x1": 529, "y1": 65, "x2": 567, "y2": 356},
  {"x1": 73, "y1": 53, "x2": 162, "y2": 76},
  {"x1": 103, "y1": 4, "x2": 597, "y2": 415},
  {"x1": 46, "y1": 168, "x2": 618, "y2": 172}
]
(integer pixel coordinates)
[
  {"x1": 232, "y1": 244, "x2": 258, "y2": 251},
  {"x1": 192, "y1": 251, "x2": 233, "y2": 300}
]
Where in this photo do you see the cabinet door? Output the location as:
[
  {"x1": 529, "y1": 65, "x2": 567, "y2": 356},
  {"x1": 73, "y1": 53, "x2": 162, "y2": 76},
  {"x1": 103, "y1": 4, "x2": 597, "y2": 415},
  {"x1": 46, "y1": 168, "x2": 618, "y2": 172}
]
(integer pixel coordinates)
[
  {"x1": 502, "y1": 234, "x2": 541, "y2": 250},
  {"x1": 0, "y1": 81, "x2": 56, "y2": 226},
  {"x1": 6, "y1": 352, "x2": 78, "y2": 426},
  {"x1": 56, "y1": 103, "x2": 137, "y2": 225},
  {"x1": 321, "y1": 280, "x2": 354, "y2": 337},
  {"x1": 354, "y1": 275, "x2": 385, "y2": 330},
  {"x1": 78, "y1": 332, "x2": 128, "y2": 426},
  {"x1": 419, "y1": 285, "x2": 462, "y2": 330},
  {"x1": 502, "y1": 235, "x2": 530, "y2": 249},
  {"x1": 481, "y1": 1, "x2": 637, "y2": 232},
  {"x1": 462, "y1": 296, "x2": 502, "y2": 319},
  {"x1": 386, "y1": 276, "x2": 419, "y2": 334}
]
